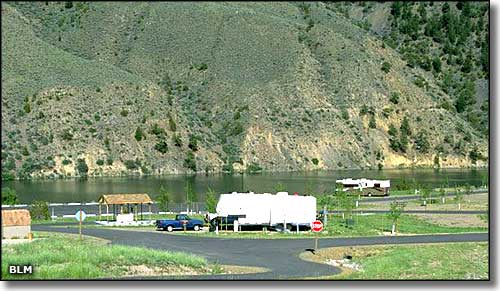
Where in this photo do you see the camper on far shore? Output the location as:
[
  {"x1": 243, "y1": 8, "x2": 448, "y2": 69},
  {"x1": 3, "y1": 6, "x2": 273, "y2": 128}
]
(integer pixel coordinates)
[{"x1": 336, "y1": 178, "x2": 391, "y2": 197}]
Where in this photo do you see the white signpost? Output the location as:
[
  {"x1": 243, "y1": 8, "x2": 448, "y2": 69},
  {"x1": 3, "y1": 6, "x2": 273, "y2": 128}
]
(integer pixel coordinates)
[{"x1": 75, "y1": 209, "x2": 86, "y2": 240}]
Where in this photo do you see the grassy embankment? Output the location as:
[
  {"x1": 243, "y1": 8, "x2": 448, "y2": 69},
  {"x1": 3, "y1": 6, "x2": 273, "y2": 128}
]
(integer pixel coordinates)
[
  {"x1": 300, "y1": 242, "x2": 489, "y2": 280},
  {"x1": 2, "y1": 232, "x2": 220, "y2": 279}
]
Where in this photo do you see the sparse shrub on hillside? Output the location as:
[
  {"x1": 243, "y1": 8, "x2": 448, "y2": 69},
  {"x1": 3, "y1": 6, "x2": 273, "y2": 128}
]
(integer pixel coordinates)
[
  {"x1": 172, "y1": 134, "x2": 182, "y2": 147},
  {"x1": 400, "y1": 116, "x2": 411, "y2": 136},
  {"x1": 21, "y1": 146, "x2": 29, "y2": 156},
  {"x1": 382, "y1": 107, "x2": 393, "y2": 118},
  {"x1": 369, "y1": 115, "x2": 377, "y2": 129},
  {"x1": 154, "y1": 140, "x2": 168, "y2": 154},
  {"x1": 444, "y1": 135, "x2": 453, "y2": 145},
  {"x1": 62, "y1": 159, "x2": 72, "y2": 165},
  {"x1": 222, "y1": 163, "x2": 234, "y2": 174},
  {"x1": 64, "y1": 1, "x2": 73, "y2": 9},
  {"x1": 399, "y1": 132, "x2": 409, "y2": 153},
  {"x1": 193, "y1": 63, "x2": 208, "y2": 71},
  {"x1": 469, "y1": 146, "x2": 482, "y2": 164},
  {"x1": 104, "y1": 138, "x2": 110, "y2": 149},
  {"x1": 188, "y1": 135, "x2": 199, "y2": 151},
  {"x1": 150, "y1": 123, "x2": 165, "y2": 138},
  {"x1": 106, "y1": 157, "x2": 113, "y2": 165},
  {"x1": 76, "y1": 159, "x2": 88, "y2": 176},
  {"x1": 135, "y1": 127, "x2": 144, "y2": 141},
  {"x1": 388, "y1": 124, "x2": 398, "y2": 137},
  {"x1": 434, "y1": 154, "x2": 440, "y2": 168},
  {"x1": 415, "y1": 130, "x2": 431, "y2": 153},
  {"x1": 94, "y1": 113, "x2": 101, "y2": 121},
  {"x1": 168, "y1": 114, "x2": 177, "y2": 132},
  {"x1": 96, "y1": 159, "x2": 105, "y2": 166},
  {"x1": 432, "y1": 56, "x2": 442, "y2": 72},
  {"x1": 120, "y1": 109, "x2": 129, "y2": 117},
  {"x1": 440, "y1": 100, "x2": 453, "y2": 111},
  {"x1": 246, "y1": 162, "x2": 263, "y2": 174},
  {"x1": 61, "y1": 129, "x2": 73, "y2": 141},
  {"x1": 414, "y1": 75, "x2": 427, "y2": 88},
  {"x1": 311, "y1": 158, "x2": 319, "y2": 165},
  {"x1": 341, "y1": 109, "x2": 349, "y2": 120},
  {"x1": 381, "y1": 61, "x2": 392, "y2": 73},
  {"x1": 231, "y1": 122, "x2": 244, "y2": 136},
  {"x1": 360, "y1": 105, "x2": 375, "y2": 116},
  {"x1": 184, "y1": 151, "x2": 197, "y2": 172},
  {"x1": 23, "y1": 101, "x2": 31, "y2": 114},
  {"x1": 124, "y1": 160, "x2": 139, "y2": 170},
  {"x1": 389, "y1": 92, "x2": 400, "y2": 104},
  {"x1": 388, "y1": 124, "x2": 402, "y2": 152}
]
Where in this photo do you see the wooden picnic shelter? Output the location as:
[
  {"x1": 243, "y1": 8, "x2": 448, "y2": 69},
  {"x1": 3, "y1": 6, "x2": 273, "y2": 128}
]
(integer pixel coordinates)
[{"x1": 97, "y1": 193, "x2": 153, "y2": 221}]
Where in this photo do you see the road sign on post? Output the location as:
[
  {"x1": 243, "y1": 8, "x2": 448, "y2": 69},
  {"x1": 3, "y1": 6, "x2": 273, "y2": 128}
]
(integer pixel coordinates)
[
  {"x1": 75, "y1": 210, "x2": 87, "y2": 222},
  {"x1": 75, "y1": 209, "x2": 86, "y2": 241},
  {"x1": 311, "y1": 220, "x2": 323, "y2": 232},
  {"x1": 311, "y1": 220, "x2": 323, "y2": 252}
]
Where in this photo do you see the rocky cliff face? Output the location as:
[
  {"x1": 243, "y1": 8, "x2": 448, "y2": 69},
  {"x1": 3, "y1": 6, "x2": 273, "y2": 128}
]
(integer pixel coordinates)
[{"x1": 1, "y1": 2, "x2": 488, "y2": 179}]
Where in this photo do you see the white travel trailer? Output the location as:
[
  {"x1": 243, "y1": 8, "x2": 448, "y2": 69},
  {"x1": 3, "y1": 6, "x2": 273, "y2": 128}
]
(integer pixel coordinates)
[
  {"x1": 336, "y1": 178, "x2": 391, "y2": 196},
  {"x1": 214, "y1": 192, "x2": 317, "y2": 230}
]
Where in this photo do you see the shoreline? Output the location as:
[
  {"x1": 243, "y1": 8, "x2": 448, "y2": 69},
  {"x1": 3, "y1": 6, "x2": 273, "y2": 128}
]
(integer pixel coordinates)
[{"x1": 2, "y1": 165, "x2": 489, "y2": 182}]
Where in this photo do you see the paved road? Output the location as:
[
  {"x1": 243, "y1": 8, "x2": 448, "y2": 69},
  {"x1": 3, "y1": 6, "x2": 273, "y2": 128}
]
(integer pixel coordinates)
[{"x1": 32, "y1": 224, "x2": 488, "y2": 280}]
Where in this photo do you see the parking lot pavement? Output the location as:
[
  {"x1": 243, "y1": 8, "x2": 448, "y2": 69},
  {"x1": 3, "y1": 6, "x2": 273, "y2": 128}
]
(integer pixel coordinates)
[{"x1": 32, "y1": 224, "x2": 488, "y2": 280}]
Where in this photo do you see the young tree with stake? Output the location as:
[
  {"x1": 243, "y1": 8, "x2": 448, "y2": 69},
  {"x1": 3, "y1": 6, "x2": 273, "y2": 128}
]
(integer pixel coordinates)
[
  {"x1": 185, "y1": 180, "x2": 198, "y2": 213},
  {"x1": 156, "y1": 186, "x2": 172, "y2": 212},
  {"x1": 439, "y1": 186, "x2": 446, "y2": 204},
  {"x1": 388, "y1": 201, "x2": 405, "y2": 235},
  {"x1": 420, "y1": 185, "x2": 431, "y2": 207},
  {"x1": 205, "y1": 187, "x2": 218, "y2": 213},
  {"x1": 455, "y1": 187, "x2": 464, "y2": 210}
]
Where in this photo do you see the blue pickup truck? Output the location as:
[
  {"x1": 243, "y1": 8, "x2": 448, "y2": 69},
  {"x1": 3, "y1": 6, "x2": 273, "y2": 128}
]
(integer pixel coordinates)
[{"x1": 155, "y1": 214, "x2": 204, "y2": 232}]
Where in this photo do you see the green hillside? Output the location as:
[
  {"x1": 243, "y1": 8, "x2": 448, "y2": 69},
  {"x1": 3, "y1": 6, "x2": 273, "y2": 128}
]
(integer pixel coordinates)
[{"x1": 1, "y1": 2, "x2": 488, "y2": 180}]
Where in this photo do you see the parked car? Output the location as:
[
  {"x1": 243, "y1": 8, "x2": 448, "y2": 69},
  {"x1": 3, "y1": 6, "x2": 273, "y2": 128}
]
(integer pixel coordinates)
[{"x1": 155, "y1": 214, "x2": 204, "y2": 232}]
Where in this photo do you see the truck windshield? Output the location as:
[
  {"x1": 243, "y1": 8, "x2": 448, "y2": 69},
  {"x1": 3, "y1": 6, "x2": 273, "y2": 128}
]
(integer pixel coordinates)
[{"x1": 176, "y1": 215, "x2": 189, "y2": 220}]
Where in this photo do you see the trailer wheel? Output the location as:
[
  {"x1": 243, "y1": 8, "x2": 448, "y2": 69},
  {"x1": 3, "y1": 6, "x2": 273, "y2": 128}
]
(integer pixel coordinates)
[
  {"x1": 166, "y1": 225, "x2": 174, "y2": 232},
  {"x1": 193, "y1": 225, "x2": 201, "y2": 231}
]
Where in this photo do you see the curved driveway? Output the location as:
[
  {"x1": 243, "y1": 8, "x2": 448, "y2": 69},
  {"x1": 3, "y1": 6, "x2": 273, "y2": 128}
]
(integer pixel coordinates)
[{"x1": 33, "y1": 224, "x2": 488, "y2": 279}]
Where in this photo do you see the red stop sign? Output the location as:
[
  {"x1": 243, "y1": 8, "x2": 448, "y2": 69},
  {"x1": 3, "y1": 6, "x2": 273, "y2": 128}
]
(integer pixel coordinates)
[{"x1": 311, "y1": 220, "x2": 323, "y2": 232}]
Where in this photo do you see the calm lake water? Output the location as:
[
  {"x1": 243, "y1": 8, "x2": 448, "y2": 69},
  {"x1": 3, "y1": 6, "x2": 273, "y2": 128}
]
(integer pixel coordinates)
[{"x1": 2, "y1": 168, "x2": 488, "y2": 204}]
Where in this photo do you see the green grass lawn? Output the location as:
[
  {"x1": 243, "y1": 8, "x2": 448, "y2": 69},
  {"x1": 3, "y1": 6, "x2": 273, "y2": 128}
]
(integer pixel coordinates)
[
  {"x1": 332, "y1": 242, "x2": 489, "y2": 280},
  {"x1": 322, "y1": 214, "x2": 487, "y2": 237},
  {"x1": 158, "y1": 213, "x2": 487, "y2": 239},
  {"x1": 1, "y1": 232, "x2": 213, "y2": 279}
]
